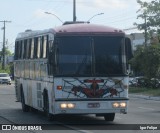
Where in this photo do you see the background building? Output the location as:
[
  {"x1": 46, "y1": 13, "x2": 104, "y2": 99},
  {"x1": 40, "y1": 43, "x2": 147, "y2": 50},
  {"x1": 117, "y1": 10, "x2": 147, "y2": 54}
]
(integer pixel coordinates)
[{"x1": 127, "y1": 33, "x2": 145, "y2": 51}]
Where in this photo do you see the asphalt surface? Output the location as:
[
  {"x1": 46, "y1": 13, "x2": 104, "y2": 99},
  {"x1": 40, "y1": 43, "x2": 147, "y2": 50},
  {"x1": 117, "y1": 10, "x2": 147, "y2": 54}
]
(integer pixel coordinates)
[
  {"x1": 0, "y1": 83, "x2": 160, "y2": 133},
  {"x1": 129, "y1": 94, "x2": 160, "y2": 101}
]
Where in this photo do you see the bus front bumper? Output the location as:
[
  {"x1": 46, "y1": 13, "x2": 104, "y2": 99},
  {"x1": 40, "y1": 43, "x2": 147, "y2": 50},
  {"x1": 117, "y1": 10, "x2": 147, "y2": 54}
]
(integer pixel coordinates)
[{"x1": 54, "y1": 100, "x2": 128, "y2": 114}]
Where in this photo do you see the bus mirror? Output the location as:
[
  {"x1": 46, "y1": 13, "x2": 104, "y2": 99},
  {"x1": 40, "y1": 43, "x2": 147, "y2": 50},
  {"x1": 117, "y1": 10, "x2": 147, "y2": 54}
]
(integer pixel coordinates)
[{"x1": 125, "y1": 37, "x2": 133, "y2": 61}]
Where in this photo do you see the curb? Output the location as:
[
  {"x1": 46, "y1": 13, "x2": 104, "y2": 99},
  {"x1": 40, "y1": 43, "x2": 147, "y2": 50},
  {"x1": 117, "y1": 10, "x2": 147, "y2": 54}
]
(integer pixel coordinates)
[{"x1": 129, "y1": 94, "x2": 160, "y2": 101}]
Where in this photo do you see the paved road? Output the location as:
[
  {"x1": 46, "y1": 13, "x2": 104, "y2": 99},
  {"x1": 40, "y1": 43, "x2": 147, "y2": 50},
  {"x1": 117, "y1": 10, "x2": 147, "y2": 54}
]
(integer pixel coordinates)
[{"x1": 0, "y1": 84, "x2": 159, "y2": 133}]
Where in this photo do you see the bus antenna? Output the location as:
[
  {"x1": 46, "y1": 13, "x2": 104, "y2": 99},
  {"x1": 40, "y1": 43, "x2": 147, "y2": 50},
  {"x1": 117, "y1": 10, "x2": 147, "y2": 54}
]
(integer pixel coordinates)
[{"x1": 73, "y1": 0, "x2": 76, "y2": 22}]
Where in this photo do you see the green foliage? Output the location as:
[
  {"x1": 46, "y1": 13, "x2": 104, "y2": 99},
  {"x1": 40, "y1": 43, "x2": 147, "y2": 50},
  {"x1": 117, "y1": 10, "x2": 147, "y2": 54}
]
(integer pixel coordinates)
[
  {"x1": 0, "y1": 47, "x2": 13, "y2": 74},
  {"x1": 135, "y1": 0, "x2": 160, "y2": 43},
  {"x1": 0, "y1": 63, "x2": 11, "y2": 74},
  {"x1": 0, "y1": 47, "x2": 12, "y2": 57},
  {"x1": 130, "y1": 45, "x2": 160, "y2": 79},
  {"x1": 133, "y1": 0, "x2": 160, "y2": 79},
  {"x1": 135, "y1": 0, "x2": 160, "y2": 28}
]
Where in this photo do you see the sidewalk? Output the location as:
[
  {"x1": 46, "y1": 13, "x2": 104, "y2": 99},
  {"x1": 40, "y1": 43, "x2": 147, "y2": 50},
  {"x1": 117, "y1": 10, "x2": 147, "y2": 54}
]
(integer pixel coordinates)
[{"x1": 129, "y1": 94, "x2": 160, "y2": 101}]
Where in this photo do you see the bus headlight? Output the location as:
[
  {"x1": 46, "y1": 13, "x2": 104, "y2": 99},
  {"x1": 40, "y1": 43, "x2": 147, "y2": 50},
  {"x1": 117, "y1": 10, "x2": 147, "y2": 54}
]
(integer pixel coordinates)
[
  {"x1": 112, "y1": 102, "x2": 126, "y2": 108},
  {"x1": 60, "y1": 103, "x2": 75, "y2": 109},
  {"x1": 67, "y1": 103, "x2": 75, "y2": 108},
  {"x1": 60, "y1": 103, "x2": 67, "y2": 109},
  {"x1": 120, "y1": 102, "x2": 126, "y2": 108},
  {"x1": 112, "y1": 102, "x2": 119, "y2": 108}
]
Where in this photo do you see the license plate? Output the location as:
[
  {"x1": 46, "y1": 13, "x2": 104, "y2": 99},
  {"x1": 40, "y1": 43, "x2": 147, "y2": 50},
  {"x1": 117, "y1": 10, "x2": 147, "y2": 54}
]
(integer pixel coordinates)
[{"x1": 88, "y1": 103, "x2": 100, "y2": 108}]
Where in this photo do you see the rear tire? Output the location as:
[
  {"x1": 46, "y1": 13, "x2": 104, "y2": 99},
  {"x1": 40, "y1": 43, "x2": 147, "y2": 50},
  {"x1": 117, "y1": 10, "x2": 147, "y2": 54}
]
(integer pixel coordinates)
[
  {"x1": 21, "y1": 88, "x2": 30, "y2": 112},
  {"x1": 104, "y1": 113, "x2": 115, "y2": 121}
]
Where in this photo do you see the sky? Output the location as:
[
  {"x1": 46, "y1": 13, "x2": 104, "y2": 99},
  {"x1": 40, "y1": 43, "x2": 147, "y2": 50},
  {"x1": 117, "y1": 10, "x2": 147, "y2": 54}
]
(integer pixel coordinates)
[{"x1": 0, "y1": 0, "x2": 150, "y2": 53}]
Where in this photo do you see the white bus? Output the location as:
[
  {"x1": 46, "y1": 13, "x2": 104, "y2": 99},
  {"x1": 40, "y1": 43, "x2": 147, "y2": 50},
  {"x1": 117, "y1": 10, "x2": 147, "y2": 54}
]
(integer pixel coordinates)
[{"x1": 14, "y1": 22, "x2": 132, "y2": 121}]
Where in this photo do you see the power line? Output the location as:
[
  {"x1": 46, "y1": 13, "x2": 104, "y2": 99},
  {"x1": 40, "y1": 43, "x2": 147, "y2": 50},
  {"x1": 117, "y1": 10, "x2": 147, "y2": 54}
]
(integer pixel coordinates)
[
  {"x1": 96, "y1": 14, "x2": 136, "y2": 23},
  {"x1": 123, "y1": 27, "x2": 137, "y2": 31}
]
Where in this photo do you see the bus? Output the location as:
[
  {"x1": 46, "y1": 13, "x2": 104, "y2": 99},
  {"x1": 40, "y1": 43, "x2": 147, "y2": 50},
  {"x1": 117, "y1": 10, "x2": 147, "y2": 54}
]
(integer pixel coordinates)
[{"x1": 14, "y1": 22, "x2": 132, "y2": 121}]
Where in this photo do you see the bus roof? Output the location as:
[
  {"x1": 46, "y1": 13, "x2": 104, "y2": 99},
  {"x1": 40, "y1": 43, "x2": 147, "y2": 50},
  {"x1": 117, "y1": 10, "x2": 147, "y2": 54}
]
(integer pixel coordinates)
[
  {"x1": 54, "y1": 23, "x2": 124, "y2": 35},
  {"x1": 16, "y1": 23, "x2": 124, "y2": 40}
]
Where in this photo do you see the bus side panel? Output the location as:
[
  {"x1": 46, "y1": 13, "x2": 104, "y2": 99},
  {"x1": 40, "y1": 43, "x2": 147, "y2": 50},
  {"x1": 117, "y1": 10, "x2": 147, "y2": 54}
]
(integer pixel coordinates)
[
  {"x1": 15, "y1": 77, "x2": 21, "y2": 102},
  {"x1": 46, "y1": 81, "x2": 55, "y2": 114},
  {"x1": 22, "y1": 79, "x2": 33, "y2": 107}
]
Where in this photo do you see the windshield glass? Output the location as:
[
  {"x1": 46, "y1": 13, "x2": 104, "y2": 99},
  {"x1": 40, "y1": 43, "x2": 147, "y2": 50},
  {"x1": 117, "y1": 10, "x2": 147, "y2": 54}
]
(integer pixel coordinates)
[
  {"x1": 55, "y1": 36, "x2": 125, "y2": 77},
  {"x1": 56, "y1": 36, "x2": 92, "y2": 76},
  {"x1": 94, "y1": 36, "x2": 123, "y2": 76}
]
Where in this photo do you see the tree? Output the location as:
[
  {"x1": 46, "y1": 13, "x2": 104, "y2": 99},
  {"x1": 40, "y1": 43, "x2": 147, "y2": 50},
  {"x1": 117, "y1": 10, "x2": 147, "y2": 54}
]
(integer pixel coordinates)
[
  {"x1": 130, "y1": 46, "x2": 145, "y2": 76},
  {"x1": 0, "y1": 47, "x2": 12, "y2": 57},
  {"x1": 134, "y1": 0, "x2": 160, "y2": 44},
  {"x1": 132, "y1": 0, "x2": 160, "y2": 87},
  {"x1": 0, "y1": 64, "x2": 11, "y2": 73},
  {"x1": 0, "y1": 47, "x2": 13, "y2": 74},
  {"x1": 135, "y1": 0, "x2": 160, "y2": 29},
  {"x1": 130, "y1": 45, "x2": 160, "y2": 79},
  {"x1": 143, "y1": 45, "x2": 160, "y2": 79}
]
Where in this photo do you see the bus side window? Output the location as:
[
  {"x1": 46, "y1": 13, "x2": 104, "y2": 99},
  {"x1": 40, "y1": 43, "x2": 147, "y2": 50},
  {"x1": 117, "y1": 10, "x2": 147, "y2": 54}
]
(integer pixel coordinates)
[
  {"x1": 46, "y1": 35, "x2": 49, "y2": 58},
  {"x1": 19, "y1": 41, "x2": 21, "y2": 59},
  {"x1": 17, "y1": 41, "x2": 21, "y2": 59},
  {"x1": 48, "y1": 40, "x2": 54, "y2": 75},
  {"x1": 26, "y1": 39, "x2": 30, "y2": 59},
  {"x1": 41, "y1": 36, "x2": 47, "y2": 58},
  {"x1": 30, "y1": 38, "x2": 34, "y2": 59},
  {"x1": 21, "y1": 40, "x2": 24, "y2": 59},
  {"x1": 34, "y1": 37, "x2": 38, "y2": 58},
  {"x1": 28, "y1": 39, "x2": 32, "y2": 59},
  {"x1": 23, "y1": 40, "x2": 27, "y2": 59},
  {"x1": 15, "y1": 41, "x2": 18, "y2": 60},
  {"x1": 37, "y1": 37, "x2": 41, "y2": 58}
]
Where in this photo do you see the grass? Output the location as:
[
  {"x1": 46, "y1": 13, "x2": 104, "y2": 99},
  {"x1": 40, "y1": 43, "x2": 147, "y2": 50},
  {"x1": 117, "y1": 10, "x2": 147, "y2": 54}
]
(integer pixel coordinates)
[{"x1": 129, "y1": 87, "x2": 160, "y2": 96}]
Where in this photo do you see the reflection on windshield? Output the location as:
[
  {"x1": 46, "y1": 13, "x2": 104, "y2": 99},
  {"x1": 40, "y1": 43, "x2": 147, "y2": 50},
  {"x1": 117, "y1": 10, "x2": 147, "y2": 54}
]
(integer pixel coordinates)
[
  {"x1": 55, "y1": 36, "x2": 125, "y2": 77},
  {"x1": 57, "y1": 37, "x2": 92, "y2": 76},
  {"x1": 94, "y1": 36, "x2": 123, "y2": 75}
]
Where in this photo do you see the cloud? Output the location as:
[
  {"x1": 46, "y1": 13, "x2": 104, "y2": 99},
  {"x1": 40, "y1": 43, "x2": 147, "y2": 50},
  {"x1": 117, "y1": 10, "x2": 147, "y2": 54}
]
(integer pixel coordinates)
[
  {"x1": 93, "y1": 0, "x2": 128, "y2": 9},
  {"x1": 80, "y1": 0, "x2": 129, "y2": 10}
]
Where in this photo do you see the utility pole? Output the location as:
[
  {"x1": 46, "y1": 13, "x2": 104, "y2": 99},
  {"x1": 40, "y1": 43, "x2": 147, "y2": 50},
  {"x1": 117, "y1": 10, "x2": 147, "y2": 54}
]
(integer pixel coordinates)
[
  {"x1": 73, "y1": 0, "x2": 76, "y2": 22},
  {"x1": 144, "y1": 14, "x2": 147, "y2": 47},
  {"x1": 0, "y1": 20, "x2": 11, "y2": 69}
]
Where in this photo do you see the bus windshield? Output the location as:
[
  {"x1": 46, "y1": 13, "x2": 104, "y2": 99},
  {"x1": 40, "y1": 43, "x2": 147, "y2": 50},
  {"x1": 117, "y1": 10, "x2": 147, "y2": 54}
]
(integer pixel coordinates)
[{"x1": 55, "y1": 36, "x2": 125, "y2": 77}]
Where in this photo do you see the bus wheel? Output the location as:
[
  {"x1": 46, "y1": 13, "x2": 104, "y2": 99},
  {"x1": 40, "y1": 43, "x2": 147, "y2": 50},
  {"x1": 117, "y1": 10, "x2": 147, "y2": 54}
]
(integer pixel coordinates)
[
  {"x1": 104, "y1": 113, "x2": 115, "y2": 121},
  {"x1": 43, "y1": 93, "x2": 54, "y2": 121},
  {"x1": 21, "y1": 89, "x2": 30, "y2": 112}
]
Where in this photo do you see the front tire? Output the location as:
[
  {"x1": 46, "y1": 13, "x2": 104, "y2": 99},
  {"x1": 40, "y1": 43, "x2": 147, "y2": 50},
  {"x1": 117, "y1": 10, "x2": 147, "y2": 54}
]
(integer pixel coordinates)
[
  {"x1": 43, "y1": 92, "x2": 54, "y2": 121},
  {"x1": 21, "y1": 88, "x2": 30, "y2": 112},
  {"x1": 104, "y1": 113, "x2": 115, "y2": 121}
]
